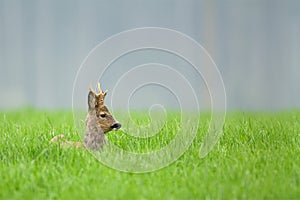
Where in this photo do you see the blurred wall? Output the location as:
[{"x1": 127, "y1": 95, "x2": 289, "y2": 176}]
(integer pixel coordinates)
[{"x1": 0, "y1": 0, "x2": 299, "y2": 110}]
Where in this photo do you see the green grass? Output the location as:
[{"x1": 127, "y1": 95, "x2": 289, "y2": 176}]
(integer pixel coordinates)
[{"x1": 1, "y1": 109, "x2": 300, "y2": 199}]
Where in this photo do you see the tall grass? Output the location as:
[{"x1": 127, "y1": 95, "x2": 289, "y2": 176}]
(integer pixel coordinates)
[{"x1": 0, "y1": 109, "x2": 299, "y2": 199}]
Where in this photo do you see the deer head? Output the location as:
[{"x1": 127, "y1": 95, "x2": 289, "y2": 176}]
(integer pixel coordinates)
[{"x1": 87, "y1": 83, "x2": 121, "y2": 133}]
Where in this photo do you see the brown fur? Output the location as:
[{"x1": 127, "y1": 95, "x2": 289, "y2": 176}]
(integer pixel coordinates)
[{"x1": 50, "y1": 83, "x2": 121, "y2": 150}]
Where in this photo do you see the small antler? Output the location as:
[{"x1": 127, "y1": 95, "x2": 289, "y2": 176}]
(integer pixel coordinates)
[
  {"x1": 90, "y1": 83, "x2": 108, "y2": 106},
  {"x1": 98, "y1": 83, "x2": 108, "y2": 105},
  {"x1": 97, "y1": 83, "x2": 102, "y2": 93}
]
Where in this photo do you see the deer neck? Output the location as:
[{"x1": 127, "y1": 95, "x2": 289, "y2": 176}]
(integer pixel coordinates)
[{"x1": 84, "y1": 112, "x2": 106, "y2": 150}]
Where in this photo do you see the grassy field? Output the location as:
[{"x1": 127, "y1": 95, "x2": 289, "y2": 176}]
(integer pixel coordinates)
[{"x1": 0, "y1": 109, "x2": 300, "y2": 199}]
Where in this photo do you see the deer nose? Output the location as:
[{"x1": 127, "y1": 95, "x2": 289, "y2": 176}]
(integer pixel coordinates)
[{"x1": 111, "y1": 122, "x2": 121, "y2": 130}]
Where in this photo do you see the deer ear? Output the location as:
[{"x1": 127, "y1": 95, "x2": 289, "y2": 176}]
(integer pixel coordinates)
[{"x1": 88, "y1": 91, "x2": 96, "y2": 110}]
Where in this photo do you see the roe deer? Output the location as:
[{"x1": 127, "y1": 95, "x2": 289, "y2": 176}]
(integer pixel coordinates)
[{"x1": 50, "y1": 83, "x2": 121, "y2": 150}]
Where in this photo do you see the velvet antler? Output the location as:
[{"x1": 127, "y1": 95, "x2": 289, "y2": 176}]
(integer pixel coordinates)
[{"x1": 89, "y1": 83, "x2": 108, "y2": 106}]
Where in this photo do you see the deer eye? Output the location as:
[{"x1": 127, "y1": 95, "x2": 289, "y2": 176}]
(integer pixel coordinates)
[{"x1": 99, "y1": 113, "x2": 106, "y2": 118}]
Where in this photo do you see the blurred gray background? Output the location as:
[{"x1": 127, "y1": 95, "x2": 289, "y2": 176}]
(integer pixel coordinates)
[{"x1": 0, "y1": 0, "x2": 299, "y2": 110}]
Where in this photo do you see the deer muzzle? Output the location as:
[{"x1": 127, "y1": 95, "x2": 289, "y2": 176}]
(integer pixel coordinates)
[{"x1": 110, "y1": 122, "x2": 121, "y2": 130}]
